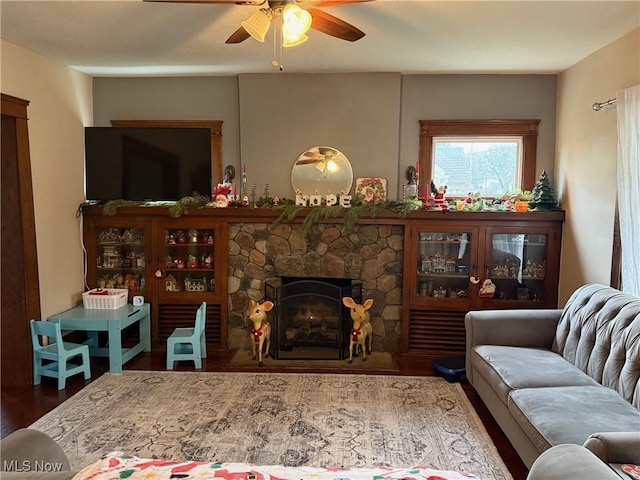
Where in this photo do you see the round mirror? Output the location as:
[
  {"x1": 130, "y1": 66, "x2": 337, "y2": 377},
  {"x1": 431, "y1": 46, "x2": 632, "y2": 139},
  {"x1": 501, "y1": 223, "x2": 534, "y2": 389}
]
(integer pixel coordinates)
[{"x1": 291, "y1": 146, "x2": 353, "y2": 195}]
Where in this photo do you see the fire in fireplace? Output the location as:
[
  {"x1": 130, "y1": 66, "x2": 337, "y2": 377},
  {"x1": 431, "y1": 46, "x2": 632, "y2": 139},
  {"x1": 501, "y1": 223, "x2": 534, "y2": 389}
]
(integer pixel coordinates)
[{"x1": 264, "y1": 277, "x2": 362, "y2": 360}]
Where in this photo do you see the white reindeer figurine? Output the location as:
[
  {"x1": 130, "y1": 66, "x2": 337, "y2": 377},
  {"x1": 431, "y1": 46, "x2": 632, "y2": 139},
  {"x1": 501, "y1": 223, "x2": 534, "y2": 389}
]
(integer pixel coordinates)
[
  {"x1": 247, "y1": 299, "x2": 273, "y2": 366},
  {"x1": 342, "y1": 297, "x2": 373, "y2": 364}
]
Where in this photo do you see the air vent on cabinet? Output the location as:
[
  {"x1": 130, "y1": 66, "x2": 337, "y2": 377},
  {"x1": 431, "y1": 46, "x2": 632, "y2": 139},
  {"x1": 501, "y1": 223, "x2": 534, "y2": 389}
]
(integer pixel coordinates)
[
  {"x1": 408, "y1": 309, "x2": 466, "y2": 355},
  {"x1": 158, "y1": 303, "x2": 221, "y2": 346}
]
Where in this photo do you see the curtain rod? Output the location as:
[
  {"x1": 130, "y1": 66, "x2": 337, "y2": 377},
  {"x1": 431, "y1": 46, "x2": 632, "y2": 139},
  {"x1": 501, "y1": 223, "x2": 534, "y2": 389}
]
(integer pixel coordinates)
[{"x1": 592, "y1": 98, "x2": 617, "y2": 111}]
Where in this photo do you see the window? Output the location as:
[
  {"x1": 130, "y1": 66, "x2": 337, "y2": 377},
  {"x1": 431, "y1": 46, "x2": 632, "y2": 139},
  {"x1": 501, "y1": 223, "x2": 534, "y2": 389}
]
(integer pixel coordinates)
[
  {"x1": 419, "y1": 120, "x2": 540, "y2": 198},
  {"x1": 433, "y1": 136, "x2": 523, "y2": 197}
]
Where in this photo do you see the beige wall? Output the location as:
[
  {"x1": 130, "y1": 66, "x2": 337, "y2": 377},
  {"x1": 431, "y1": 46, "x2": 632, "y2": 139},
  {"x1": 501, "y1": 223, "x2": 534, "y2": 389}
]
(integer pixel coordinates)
[
  {"x1": 1, "y1": 40, "x2": 93, "y2": 318},
  {"x1": 555, "y1": 28, "x2": 640, "y2": 305}
]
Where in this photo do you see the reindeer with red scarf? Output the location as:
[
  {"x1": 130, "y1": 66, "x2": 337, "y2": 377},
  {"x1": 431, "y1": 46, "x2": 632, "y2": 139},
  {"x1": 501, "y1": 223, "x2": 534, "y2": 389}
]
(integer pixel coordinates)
[
  {"x1": 343, "y1": 297, "x2": 373, "y2": 364},
  {"x1": 247, "y1": 299, "x2": 273, "y2": 366}
]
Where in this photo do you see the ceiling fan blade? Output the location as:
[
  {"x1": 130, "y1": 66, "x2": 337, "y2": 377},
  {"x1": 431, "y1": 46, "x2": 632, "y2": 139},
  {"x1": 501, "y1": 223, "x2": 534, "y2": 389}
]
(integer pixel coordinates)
[
  {"x1": 308, "y1": 8, "x2": 365, "y2": 42},
  {"x1": 143, "y1": 0, "x2": 264, "y2": 5},
  {"x1": 226, "y1": 26, "x2": 252, "y2": 44},
  {"x1": 314, "y1": 0, "x2": 374, "y2": 6},
  {"x1": 295, "y1": 158, "x2": 323, "y2": 165}
]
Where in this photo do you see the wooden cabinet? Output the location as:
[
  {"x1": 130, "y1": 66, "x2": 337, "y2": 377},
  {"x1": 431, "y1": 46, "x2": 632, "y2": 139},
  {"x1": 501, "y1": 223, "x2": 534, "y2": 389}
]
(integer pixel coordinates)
[
  {"x1": 85, "y1": 219, "x2": 152, "y2": 299},
  {"x1": 154, "y1": 217, "x2": 227, "y2": 347},
  {"x1": 402, "y1": 212, "x2": 564, "y2": 360},
  {"x1": 84, "y1": 206, "x2": 563, "y2": 360},
  {"x1": 83, "y1": 208, "x2": 227, "y2": 349}
]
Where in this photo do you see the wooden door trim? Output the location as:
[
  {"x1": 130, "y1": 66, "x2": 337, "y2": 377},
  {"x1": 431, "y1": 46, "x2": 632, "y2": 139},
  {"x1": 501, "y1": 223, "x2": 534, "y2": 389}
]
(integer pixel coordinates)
[
  {"x1": 1, "y1": 93, "x2": 41, "y2": 322},
  {"x1": 1, "y1": 93, "x2": 40, "y2": 387}
]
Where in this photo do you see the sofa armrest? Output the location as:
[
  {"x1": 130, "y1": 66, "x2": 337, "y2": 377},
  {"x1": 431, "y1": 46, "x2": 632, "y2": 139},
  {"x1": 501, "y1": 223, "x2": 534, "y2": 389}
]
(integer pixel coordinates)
[
  {"x1": 465, "y1": 309, "x2": 561, "y2": 377},
  {"x1": 465, "y1": 309, "x2": 561, "y2": 349},
  {"x1": 1, "y1": 429, "x2": 72, "y2": 474},
  {"x1": 527, "y1": 444, "x2": 620, "y2": 480},
  {"x1": 583, "y1": 431, "x2": 640, "y2": 464}
]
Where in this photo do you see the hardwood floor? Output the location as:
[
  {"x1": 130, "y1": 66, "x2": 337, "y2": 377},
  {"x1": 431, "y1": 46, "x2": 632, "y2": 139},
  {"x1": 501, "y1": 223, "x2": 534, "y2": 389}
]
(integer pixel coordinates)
[{"x1": 0, "y1": 350, "x2": 528, "y2": 480}]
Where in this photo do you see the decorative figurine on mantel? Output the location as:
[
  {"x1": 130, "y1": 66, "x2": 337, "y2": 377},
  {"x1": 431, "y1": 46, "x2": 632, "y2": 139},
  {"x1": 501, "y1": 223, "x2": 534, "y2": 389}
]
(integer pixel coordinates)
[
  {"x1": 406, "y1": 166, "x2": 418, "y2": 200},
  {"x1": 212, "y1": 184, "x2": 231, "y2": 208},
  {"x1": 529, "y1": 170, "x2": 559, "y2": 211},
  {"x1": 432, "y1": 181, "x2": 448, "y2": 211},
  {"x1": 223, "y1": 164, "x2": 235, "y2": 185}
]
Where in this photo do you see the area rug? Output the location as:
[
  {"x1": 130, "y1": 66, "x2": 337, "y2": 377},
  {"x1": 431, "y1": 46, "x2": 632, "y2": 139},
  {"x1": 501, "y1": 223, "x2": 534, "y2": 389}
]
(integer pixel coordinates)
[
  {"x1": 226, "y1": 349, "x2": 398, "y2": 371},
  {"x1": 30, "y1": 371, "x2": 512, "y2": 480}
]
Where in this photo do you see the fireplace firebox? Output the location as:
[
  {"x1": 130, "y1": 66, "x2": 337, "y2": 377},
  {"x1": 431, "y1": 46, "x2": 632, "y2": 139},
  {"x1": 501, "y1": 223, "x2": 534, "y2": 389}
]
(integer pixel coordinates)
[{"x1": 264, "y1": 277, "x2": 362, "y2": 360}]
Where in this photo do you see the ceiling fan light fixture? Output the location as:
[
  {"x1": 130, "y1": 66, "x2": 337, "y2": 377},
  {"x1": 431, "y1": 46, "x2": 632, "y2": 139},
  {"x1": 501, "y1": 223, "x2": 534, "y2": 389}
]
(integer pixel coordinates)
[
  {"x1": 282, "y1": 31, "x2": 308, "y2": 47},
  {"x1": 282, "y1": 4, "x2": 312, "y2": 38},
  {"x1": 241, "y1": 9, "x2": 272, "y2": 42}
]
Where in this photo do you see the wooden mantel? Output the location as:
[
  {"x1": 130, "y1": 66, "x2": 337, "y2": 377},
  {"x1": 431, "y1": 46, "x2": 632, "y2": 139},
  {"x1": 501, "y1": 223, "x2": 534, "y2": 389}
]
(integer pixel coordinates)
[{"x1": 86, "y1": 204, "x2": 565, "y2": 225}]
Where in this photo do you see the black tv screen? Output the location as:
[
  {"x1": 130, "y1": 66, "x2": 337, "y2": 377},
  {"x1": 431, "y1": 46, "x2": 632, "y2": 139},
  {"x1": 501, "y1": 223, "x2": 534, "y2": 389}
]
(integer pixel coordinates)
[{"x1": 84, "y1": 127, "x2": 212, "y2": 202}]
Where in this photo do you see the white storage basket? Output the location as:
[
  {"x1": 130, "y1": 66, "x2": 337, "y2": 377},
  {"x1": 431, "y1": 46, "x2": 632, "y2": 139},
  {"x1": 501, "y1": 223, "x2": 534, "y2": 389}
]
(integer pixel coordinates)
[{"x1": 82, "y1": 288, "x2": 128, "y2": 309}]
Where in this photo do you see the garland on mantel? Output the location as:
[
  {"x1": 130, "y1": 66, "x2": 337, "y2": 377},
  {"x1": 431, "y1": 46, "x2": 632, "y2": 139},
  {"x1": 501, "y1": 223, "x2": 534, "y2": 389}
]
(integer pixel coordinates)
[
  {"x1": 100, "y1": 194, "x2": 211, "y2": 217},
  {"x1": 272, "y1": 200, "x2": 424, "y2": 236},
  {"x1": 98, "y1": 197, "x2": 425, "y2": 233},
  {"x1": 101, "y1": 199, "x2": 144, "y2": 216},
  {"x1": 97, "y1": 192, "x2": 556, "y2": 236}
]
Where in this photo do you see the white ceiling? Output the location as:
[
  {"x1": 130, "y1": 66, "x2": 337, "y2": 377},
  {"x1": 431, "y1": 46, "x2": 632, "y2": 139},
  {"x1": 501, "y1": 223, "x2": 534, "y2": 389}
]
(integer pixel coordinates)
[{"x1": 1, "y1": 0, "x2": 638, "y2": 76}]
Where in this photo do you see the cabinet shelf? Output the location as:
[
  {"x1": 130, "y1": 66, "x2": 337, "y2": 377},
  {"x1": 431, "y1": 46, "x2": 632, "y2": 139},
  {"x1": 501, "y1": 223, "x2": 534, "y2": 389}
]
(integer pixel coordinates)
[
  {"x1": 417, "y1": 273, "x2": 469, "y2": 279},
  {"x1": 166, "y1": 243, "x2": 214, "y2": 248},
  {"x1": 166, "y1": 268, "x2": 214, "y2": 273},
  {"x1": 501, "y1": 242, "x2": 546, "y2": 247},
  {"x1": 97, "y1": 267, "x2": 145, "y2": 272},
  {"x1": 98, "y1": 242, "x2": 144, "y2": 247},
  {"x1": 492, "y1": 275, "x2": 546, "y2": 281},
  {"x1": 419, "y1": 240, "x2": 469, "y2": 245}
]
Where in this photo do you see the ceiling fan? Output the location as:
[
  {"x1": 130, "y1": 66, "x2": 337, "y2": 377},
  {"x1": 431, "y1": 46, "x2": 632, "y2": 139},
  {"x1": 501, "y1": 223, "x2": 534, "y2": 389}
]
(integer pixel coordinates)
[
  {"x1": 295, "y1": 147, "x2": 337, "y2": 165},
  {"x1": 143, "y1": 0, "x2": 372, "y2": 46}
]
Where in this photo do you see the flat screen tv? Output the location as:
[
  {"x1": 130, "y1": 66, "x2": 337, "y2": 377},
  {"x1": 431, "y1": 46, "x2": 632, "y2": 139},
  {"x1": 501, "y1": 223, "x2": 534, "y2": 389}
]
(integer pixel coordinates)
[{"x1": 84, "y1": 127, "x2": 212, "y2": 202}]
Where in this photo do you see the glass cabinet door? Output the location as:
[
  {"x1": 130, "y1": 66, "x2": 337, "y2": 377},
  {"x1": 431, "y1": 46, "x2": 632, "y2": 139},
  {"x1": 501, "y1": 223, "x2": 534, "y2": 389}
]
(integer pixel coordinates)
[
  {"x1": 95, "y1": 226, "x2": 146, "y2": 293},
  {"x1": 416, "y1": 229, "x2": 474, "y2": 301},
  {"x1": 163, "y1": 227, "x2": 215, "y2": 296},
  {"x1": 487, "y1": 232, "x2": 548, "y2": 302}
]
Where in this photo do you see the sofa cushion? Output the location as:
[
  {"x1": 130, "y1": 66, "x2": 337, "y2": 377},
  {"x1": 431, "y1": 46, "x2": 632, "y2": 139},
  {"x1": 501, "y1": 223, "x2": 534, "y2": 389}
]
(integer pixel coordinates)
[
  {"x1": 471, "y1": 345, "x2": 599, "y2": 405},
  {"x1": 508, "y1": 386, "x2": 640, "y2": 454},
  {"x1": 553, "y1": 284, "x2": 640, "y2": 409}
]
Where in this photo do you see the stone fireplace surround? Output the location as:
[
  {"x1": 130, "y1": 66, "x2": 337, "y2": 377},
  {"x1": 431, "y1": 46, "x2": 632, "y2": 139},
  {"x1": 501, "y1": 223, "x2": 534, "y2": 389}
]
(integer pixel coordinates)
[{"x1": 227, "y1": 222, "x2": 404, "y2": 356}]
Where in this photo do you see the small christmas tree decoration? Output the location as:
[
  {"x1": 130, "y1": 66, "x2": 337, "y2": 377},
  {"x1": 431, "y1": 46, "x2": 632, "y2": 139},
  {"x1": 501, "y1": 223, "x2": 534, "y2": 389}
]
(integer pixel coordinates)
[{"x1": 529, "y1": 170, "x2": 558, "y2": 211}]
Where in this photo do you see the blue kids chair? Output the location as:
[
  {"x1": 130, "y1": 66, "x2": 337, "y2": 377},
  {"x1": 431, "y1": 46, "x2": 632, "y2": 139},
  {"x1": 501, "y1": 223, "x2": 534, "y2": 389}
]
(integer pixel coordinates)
[
  {"x1": 166, "y1": 302, "x2": 207, "y2": 370},
  {"x1": 30, "y1": 319, "x2": 91, "y2": 390}
]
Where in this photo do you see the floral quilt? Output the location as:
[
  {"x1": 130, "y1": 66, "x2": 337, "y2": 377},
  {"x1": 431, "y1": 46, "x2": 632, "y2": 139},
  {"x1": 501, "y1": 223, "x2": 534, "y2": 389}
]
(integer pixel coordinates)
[{"x1": 73, "y1": 452, "x2": 478, "y2": 480}]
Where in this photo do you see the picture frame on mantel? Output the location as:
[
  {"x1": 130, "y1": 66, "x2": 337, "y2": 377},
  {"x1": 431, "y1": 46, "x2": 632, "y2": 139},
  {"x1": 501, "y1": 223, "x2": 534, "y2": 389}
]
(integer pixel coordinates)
[{"x1": 355, "y1": 177, "x2": 387, "y2": 204}]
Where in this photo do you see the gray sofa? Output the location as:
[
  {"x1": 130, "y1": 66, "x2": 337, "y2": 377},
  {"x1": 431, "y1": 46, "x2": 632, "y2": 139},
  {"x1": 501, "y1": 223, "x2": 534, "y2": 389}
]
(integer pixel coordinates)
[{"x1": 465, "y1": 283, "x2": 640, "y2": 469}]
